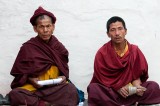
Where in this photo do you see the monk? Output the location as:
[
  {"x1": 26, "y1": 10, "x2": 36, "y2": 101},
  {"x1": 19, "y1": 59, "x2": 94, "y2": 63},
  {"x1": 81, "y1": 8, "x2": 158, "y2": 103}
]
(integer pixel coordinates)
[
  {"x1": 8, "y1": 7, "x2": 78, "y2": 106},
  {"x1": 87, "y1": 16, "x2": 160, "y2": 106}
]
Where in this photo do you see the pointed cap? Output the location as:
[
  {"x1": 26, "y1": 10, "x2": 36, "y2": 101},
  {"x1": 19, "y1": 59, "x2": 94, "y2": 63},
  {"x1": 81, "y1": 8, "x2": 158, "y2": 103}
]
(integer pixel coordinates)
[{"x1": 30, "y1": 6, "x2": 56, "y2": 26}]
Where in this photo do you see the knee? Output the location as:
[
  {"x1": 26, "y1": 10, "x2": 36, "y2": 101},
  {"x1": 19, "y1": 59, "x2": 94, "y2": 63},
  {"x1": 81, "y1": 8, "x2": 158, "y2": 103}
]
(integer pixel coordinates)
[
  {"x1": 9, "y1": 88, "x2": 19, "y2": 99},
  {"x1": 68, "y1": 83, "x2": 78, "y2": 94},
  {"x1": 8, "y1": 88, "x2": 21, "y2": 105},
  {"x1": 87, "y1": 83, "x2": 99, "y2": 94},
  {"x1": 147, "y1": 81, "x2": 159, "y2": 89},
  {"x1": 9, "y1": 88, "x2": 26, "y2": 101},
  {"x1": 67, "y1": 83, "x2": 79, "y2": 98},
  {"x1": 67, "y1": 83, "x2": 79, "y2": 104},
  {"x1": 144, "y1": 81, "x2": 160, "y2": 93}
]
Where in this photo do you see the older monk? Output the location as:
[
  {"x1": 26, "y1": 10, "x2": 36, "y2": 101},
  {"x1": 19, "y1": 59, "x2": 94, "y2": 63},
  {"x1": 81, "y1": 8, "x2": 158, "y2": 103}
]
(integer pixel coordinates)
[
  {"x1": 9, "y1": 7, "x2": 78, "y2": 106},
  {"x1": 87, "y1": 16, "x2": 160, "y2": 106}
]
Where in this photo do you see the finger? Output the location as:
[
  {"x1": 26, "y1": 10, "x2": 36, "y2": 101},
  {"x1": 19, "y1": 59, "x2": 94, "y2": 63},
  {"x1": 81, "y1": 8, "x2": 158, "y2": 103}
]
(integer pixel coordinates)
[
  {"x1": 121, "y1": 88, "x2": 129, "y2": 96},
  {"x1": 137, "y1": 86, "x2": 147, "y2": 91},
  {"x1": 121, "y1": 90, "x2": 128, "y2": 97},
  {"x1": 137, "y1": 93, "x2": 143, "y2": 96},
  {"x1": 118, "y1": 89, "x2": 126, "y2": 98},
  {"x1": 120, "y1": 89, "x2": 129, "y2": 97},
  {"x1": 136, "y1": 89, "x2": 144, "y2": 96},
  {"x1": 120, "y1": 91, "x2": 127, "y2": 98}
]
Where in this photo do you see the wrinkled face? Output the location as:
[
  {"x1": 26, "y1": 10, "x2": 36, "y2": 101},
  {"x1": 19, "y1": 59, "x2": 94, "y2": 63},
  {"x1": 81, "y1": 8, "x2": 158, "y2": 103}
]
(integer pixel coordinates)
[
  {"x1": 34, "y1": 15, "x2": 55, "y2": 42},
  {"x1": 107, "y1": 21, "x2": 127, "y2": 44}
]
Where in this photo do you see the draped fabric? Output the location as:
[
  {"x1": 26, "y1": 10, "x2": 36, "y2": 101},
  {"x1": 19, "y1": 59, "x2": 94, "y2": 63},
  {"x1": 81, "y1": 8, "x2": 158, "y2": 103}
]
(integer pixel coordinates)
[
  {"x1": 9, "y1": 83, "x2": 78, "y2": 106},
  {"x1": 9, "y1": 35, "x2": 79, "y2": 106},
  {"x1": 87, "y1": 40, "x2": 160, "y2": 106},
  {"x1": 10, "y1": 35, "x2": 69, "y2": 89},
  {"x1": 90, "y1": 40, "x2": 148, "y2": 90},
  {"x1": 88, "y1": 81, "x2": 160, "y2": 106}
]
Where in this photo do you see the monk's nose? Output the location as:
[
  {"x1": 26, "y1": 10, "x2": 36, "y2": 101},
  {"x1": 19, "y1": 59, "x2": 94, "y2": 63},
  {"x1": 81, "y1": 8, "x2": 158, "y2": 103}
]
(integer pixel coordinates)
[{"x1": 43, "y1": 27, "x2": 48, "y2": 32}]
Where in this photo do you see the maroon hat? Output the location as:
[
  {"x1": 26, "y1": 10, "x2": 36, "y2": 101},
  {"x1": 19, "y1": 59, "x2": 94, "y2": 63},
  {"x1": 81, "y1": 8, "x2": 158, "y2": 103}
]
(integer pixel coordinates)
[{"x1": 30, "y1": 6, "x2": 56, "y2": 26}]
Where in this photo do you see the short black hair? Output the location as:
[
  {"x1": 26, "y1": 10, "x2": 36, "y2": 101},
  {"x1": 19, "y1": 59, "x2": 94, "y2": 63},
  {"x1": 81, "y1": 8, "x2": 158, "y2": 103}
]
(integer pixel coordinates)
[{"x1": 106, "y1": 16, "x2": 127, "y2": 33}]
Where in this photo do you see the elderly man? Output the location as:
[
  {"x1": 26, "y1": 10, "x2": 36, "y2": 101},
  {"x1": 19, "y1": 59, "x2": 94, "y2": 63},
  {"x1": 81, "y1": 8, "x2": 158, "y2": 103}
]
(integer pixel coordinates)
[
  {"x1": 9, "y1": 7, "x2": 78, "y2": 106},
  {"x1": 87, "y1": 16, "x2": 160, "y2": 106}
]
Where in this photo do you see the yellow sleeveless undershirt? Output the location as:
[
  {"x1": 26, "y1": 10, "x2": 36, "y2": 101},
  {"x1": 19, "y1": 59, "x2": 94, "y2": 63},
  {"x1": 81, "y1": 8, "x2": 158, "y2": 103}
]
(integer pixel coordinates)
[
  {"x1": 20, "y1": 66, "x2": 59, "y2": 91},
  {"x1": 115, "y1": 42, "x2": 128, "y2": 57}
]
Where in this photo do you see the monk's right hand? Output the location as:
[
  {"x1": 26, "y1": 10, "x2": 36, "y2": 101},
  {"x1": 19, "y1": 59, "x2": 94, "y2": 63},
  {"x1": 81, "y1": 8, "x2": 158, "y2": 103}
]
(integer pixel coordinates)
[
  {"x1": 118, "y1": 86, "x2": 129, "y2": 98},
  {"x1": 28, "y1": 77, "x2": 43, "y2": 88}
]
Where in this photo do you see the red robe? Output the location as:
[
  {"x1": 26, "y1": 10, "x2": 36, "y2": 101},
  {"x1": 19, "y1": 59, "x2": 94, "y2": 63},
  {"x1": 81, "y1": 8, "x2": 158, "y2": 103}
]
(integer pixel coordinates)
[
  {"x1": 88, "y1": 40, "x2": 160, "y2": 106},
  {"x1": 91, "y1": 40, "x2": 148, "y2": 90}
]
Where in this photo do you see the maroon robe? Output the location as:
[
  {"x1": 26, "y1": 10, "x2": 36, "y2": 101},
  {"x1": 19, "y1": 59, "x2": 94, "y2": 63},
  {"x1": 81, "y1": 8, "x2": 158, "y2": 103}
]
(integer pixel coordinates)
[
  {"x1": 87, "y1": 40, "x2": 160, "y2": 106},
  {"x1": 9, "y1": 35, "x2": 78, "y2": 106},
  {"x1": 10, "y1": 35, "x2": 69, "y2": 88}
]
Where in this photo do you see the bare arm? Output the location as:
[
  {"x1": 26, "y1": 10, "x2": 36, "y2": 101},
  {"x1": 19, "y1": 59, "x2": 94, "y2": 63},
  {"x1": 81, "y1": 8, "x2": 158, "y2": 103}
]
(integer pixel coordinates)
[
  {"x1": 132, "y1": 78, "x2": 142, "y2": 87},
  {"x1": 132, "y1": 78, "x2": 147, "y2": 96}
]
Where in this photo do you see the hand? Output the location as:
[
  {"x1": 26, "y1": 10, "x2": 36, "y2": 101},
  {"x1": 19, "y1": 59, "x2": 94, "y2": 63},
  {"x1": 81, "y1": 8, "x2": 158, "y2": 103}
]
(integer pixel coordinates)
[
  {"x1": 118, "y1": 86, "x2": 129, "y2": 98},
  {"x1": 57, "y1": 76, "x2": 66, "y2": 84},
  {"x1": 131, "y1": 78, "x2": 146, "y2": 96},
  {"x1": 28, "y1": 77, "x2": 43, "y2": 88},
  {"x1": 136, "y1": 86, "x2": 147, "y2": 96}
]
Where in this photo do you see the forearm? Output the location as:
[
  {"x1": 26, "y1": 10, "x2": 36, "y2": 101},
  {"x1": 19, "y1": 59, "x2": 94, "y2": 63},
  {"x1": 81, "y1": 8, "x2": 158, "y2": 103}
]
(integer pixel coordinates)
[
  {"x1": 28, "y1": 77, "x2": 43, "y2": 88},
  {"x1": 131, "y1": 78, "x2": 142, "y2": 87}
]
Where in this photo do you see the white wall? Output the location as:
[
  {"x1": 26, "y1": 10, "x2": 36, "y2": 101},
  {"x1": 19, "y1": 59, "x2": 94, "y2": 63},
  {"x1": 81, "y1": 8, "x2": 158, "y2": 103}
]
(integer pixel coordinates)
[{"x1": 0, "y1": 0, "x2": 160, "y2": 98}]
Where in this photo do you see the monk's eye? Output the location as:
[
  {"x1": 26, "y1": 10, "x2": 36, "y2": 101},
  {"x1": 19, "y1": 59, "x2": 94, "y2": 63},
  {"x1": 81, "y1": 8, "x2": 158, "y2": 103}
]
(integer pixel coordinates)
[
  {"x1": 118, "y1": 27, "x2": 124, "y2": 30},
  {"x1": 46, "y1": 25, "x2": 51, "y2": 28},
  {"x1": 110, "y1": 28, "x2": 115, "y2": 32},
  {"x1": 38, "y1": 26, "x2": 44, "y2": 29}
]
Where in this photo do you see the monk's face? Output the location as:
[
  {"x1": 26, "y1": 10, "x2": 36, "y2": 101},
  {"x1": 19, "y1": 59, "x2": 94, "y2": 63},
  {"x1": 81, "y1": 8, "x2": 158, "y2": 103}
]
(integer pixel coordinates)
[
  {"x1": 107, "y1": 21, "x2": 127, "y2": 44},
  {"x1": 34, "y1": 15, "x2": 55, "y2": 42}
]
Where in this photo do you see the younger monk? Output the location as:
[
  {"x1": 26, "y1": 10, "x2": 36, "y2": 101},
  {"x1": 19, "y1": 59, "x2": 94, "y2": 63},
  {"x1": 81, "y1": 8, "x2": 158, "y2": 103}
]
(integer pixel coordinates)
[
  {"x1": 9, "y1": 6, "x2": 78, "y2": 106},
  {"x1": 87, "y1": 16, "x2": 160, "y2": 106}
]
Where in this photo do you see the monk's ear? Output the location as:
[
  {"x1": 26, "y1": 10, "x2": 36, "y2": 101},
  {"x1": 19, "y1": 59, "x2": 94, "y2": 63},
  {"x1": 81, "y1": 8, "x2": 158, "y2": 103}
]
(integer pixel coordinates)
[
  {"x1": 107, "y1": 32, "x2": 111, "y2": 38},
  {"x1": 33, "y1": 26, "x2": 38, "y2": 33},
  {"x1": 125, "y1": 29, "x2": 127, "y2": 35},
  {"x1": 53, "y1": 24, "x2": 55, "y2": 29}
]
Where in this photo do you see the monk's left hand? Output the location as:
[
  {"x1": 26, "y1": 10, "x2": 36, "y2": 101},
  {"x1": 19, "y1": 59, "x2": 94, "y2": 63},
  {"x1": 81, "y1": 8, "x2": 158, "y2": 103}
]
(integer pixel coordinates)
[
  {"x1": 58, "y1": 76, "x2": 66, "y2": 84},
  {"x1": 136, "y1": 86, "x2": 147, "y2": 96},
  {"x1": 131, "y1": 78, "x2": 147, "y2": 96}
]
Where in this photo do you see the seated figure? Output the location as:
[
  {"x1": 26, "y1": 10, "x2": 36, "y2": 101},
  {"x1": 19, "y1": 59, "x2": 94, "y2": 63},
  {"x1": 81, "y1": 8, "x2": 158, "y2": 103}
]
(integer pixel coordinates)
[
  {"x1": 9, "y1": 6, "x2": 78, "y2": 106},
  {"x1": 87, "y1": 16, "x2": 160, "y2": 106}
]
